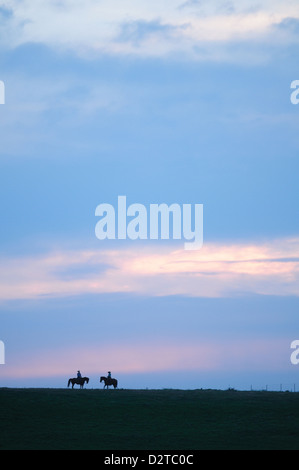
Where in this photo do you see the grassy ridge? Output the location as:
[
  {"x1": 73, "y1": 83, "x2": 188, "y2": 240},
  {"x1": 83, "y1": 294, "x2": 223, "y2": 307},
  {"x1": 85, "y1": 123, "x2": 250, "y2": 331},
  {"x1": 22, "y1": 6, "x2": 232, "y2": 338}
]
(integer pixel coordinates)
[{"x1": 1, "y1": 388, "x2": 299, "y2": 450}]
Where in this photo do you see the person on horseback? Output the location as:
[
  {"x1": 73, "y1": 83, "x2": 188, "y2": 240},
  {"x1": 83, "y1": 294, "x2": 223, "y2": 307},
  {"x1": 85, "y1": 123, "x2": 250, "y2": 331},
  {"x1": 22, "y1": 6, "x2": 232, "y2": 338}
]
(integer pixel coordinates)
[
  {"x1": 107, "y1": 371, "x2": 112, "y2": 383},
  {"x1": 77, "y1": 370, "x2": 82, "y2": 379}
]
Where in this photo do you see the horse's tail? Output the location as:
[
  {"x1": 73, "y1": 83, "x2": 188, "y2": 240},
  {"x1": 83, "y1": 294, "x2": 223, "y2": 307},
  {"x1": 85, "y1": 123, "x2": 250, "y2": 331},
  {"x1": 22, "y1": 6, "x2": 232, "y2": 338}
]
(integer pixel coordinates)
[{"x1": 68, "y1": 379, "x2": 71, "y2": 388}]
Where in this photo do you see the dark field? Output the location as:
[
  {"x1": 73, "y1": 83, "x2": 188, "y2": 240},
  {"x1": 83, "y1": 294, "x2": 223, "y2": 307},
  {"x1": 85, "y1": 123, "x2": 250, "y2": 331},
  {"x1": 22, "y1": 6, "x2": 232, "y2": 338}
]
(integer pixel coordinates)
[{"x1": 1, "y1": 388, "x2": 299, "y2": 450}]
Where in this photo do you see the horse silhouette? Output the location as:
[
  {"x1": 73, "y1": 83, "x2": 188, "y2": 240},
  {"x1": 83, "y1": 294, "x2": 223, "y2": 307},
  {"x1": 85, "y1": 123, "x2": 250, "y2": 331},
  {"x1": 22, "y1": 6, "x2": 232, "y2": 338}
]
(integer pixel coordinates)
[
  {"x1": 100, "y1": 376, "x2": 118, "y2": 389},
  {"x1": 68, "y1": 377, "x2": 89, "y2": 389}
]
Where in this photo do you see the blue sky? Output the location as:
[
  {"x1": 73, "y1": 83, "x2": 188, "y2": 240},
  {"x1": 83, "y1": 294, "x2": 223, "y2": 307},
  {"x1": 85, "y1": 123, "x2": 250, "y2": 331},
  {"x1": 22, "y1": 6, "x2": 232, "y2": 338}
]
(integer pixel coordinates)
[{"x1": 0, "y1": 0, "x2": 299, "y2": 390}]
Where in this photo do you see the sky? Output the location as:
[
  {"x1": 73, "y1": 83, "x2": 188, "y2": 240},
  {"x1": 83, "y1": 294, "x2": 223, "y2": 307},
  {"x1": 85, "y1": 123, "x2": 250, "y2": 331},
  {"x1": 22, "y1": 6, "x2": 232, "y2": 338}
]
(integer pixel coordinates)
[{"x1": 0, "y1": 0, "x2": 299, "y2": 390}]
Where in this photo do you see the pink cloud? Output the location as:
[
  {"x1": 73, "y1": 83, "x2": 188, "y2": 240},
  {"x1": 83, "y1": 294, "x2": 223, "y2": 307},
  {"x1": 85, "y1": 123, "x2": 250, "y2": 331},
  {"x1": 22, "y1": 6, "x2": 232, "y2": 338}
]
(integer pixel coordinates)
[
  {"x1": 0, "y1": 237, "x2": 298, "y2": 300},
  {"x1": 1, "y1": 338, "x2": 288, "y2": 382}
]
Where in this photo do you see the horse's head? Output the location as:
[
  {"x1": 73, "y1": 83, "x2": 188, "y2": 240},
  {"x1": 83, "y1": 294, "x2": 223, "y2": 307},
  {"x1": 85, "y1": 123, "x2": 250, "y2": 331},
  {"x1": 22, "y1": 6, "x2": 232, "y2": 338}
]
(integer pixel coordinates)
[{"x1": 85, "y1": 377, "x2": 90, "y2": 384}]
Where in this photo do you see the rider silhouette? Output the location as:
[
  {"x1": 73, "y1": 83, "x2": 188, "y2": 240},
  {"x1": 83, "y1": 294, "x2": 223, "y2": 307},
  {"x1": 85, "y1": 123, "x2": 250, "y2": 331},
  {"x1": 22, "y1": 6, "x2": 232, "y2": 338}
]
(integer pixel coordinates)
[
  {"x1": 107, "y1": 371, "x2": 112, "y2": 381},
  {"x1": 77, "y1": 370, "x2": 82, "y2": 379}
]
